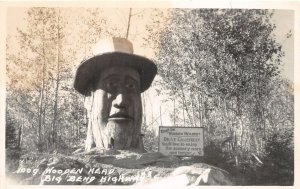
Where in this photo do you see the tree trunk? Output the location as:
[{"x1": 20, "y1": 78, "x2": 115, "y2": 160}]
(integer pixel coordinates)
[
  {"x1": 125, "y1": 8, "x2": 132, "y2": 39},
  {"x1": 84, "y1": 96, "x2": 94, "y2": 151},
  {"x1": 37, "y1": 15, "x2": 52, "y2": 152},
  {"x1": 180, "y1": 88, "x2": 194, "y2": 127},
  {"x1": 51, "y1": 9, "x2": 61, "y2": 149},
  {"x1": 17, "y1": 123, "x2": 22, "y2": 149},
  {"x1": 236, "y1": 95, "x2": 244, "y2": 147},
  {"x1": 142, "y1": 93, "x2": 147, "y2": 127},
  {"x1": 159, "y1": 105, "x2": 162, "y2": 125},
  {"x1": 173, "y1": 98, "x2": 176, "y2": 125}
]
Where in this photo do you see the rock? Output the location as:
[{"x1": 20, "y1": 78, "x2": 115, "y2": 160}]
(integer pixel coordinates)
[
  {"x1": 193, "y1": 167, "x2": 232, "y2": 185},
  {"x1": 170, "y1": 164, "x2": 232, "y2": 185},
  {"x1": 110, "y1": 152, "x2": 165, "y2": 168},
  {"x1": 136, "y1": 163, "x2": 232, "y2": 186},
  {"x1": 155, "y1": 155, "x2": 181, "y2": 167},
  {"x1": 10, "y1": 151, "x2": 233, "y2": 185},
  {"x1": 76, "y1": 148, "x2": 121, "y2": 155}
]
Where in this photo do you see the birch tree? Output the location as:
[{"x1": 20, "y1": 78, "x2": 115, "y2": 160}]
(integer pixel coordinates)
[{"x1": 147, "y1": 9, "x2": 292, "y2": 157}]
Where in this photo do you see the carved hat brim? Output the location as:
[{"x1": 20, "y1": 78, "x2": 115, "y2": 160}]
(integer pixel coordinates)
[{"x1": 74, "y1": 52, "x2": 157, "y2": 95}]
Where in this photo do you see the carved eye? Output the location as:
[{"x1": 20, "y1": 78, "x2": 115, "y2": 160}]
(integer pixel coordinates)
[
  {"x1": 126, "y1": 83, "x2": 136, "y2": 89},
  {"x1": 125, "y1": 77, "x2": 139, "y2": 92},
  {"x1": 107, "y1": 81, "x2": 117, "y2": 89},
  {"x1": 104, "y1": 79, "x2": 118, "y2": 92},
  {"x1": 125, "y1": 81, "x2": 139, "y2": 92}
]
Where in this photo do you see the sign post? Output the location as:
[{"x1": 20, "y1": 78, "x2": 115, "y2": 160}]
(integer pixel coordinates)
[{"x1": 158, "y1": 126, "x2": 204, "y2": 156}]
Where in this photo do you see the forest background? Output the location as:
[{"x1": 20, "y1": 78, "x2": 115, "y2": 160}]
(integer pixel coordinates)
[{"x1": 4, "y1": 6, "x2": 294, "y2": 185}]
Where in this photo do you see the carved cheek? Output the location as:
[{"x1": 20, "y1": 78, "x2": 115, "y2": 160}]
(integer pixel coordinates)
[
  {"x1": 94, "y1": 90, "x2": 112, "y2": 123},
  {"x1": 133, "y1": 94, "x2": 142, "y2": 125}
]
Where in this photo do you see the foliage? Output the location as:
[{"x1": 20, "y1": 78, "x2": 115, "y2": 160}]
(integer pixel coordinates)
[
  {"x1": 203, "y1": 141, "x2": 228, "y2": 168},
  {"x1": 145, "y1": 9, "x2": 293, "y2": 185},
  {"x1": 6, "y1": 110, "x2": 22, "y2": 174},
  {"x1": 6, "y1": 112, "x2": 19, "y2": 149},
  {"x1": 142, "y1": 124, "x2": 158, "y2": 152},
  {"x1": 256, "y1": 128, "x2": 294, "y2": 185},
  {"x1": 6, "y1": 8, "x2": 87, "y2": 152}
]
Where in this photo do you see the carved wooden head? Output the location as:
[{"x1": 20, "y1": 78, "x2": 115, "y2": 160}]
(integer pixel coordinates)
[{"x1": 74, "y1": 37, "x2": 157, "y2": 151}]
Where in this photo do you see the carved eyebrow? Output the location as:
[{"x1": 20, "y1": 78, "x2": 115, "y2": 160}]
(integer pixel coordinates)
[
  {"x1": 101, "y1": 73, "x2": 140, "y2": 87},
  {"x1": 125, "y1": 75, "x2": 140, "y2": 84},
  {"x1": 102, "y1": 74, "x2": 119, "y2": 81}
]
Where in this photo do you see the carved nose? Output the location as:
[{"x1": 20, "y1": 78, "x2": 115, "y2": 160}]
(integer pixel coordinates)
[{"x1": 113, "y1": 93, "x2": 128, "y2": 109}]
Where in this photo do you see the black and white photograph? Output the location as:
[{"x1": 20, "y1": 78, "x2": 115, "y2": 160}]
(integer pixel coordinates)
[{"x1": 2, "y1": 1, "x2": 298, "y2": 187}]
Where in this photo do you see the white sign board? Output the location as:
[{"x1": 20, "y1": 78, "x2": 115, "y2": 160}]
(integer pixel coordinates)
[{"x1": 158, "y1": 126, "x2": 204, "y2": 156}]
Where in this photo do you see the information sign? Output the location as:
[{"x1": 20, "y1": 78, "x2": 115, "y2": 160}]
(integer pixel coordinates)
[{"x1": 158, "y1": 126, "x2": 204, "y2": 156}]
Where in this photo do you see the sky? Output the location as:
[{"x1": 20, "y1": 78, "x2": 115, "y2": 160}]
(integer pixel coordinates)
[
  {"x1": 6, "y1": 8, "x2": 294, "y2": 81},
  {"x1": 272, "y1": 10, "x2": 294, "y2": 81}
]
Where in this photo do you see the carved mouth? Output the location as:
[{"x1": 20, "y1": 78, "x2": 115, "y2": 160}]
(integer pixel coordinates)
[{"x1": 108, "y1": 113, "x2": 133, "y2": 121}]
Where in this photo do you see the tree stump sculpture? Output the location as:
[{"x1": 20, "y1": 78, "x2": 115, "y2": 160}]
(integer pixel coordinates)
[{"x1": 74, "y1": 37, "x2": 157, "y2": 152}]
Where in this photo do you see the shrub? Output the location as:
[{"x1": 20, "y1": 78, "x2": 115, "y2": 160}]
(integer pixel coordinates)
[{"x1": 256, "y1": 129, "x2": 294, "y2": 185}]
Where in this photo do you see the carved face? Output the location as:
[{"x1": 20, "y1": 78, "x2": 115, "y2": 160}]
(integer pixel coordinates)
[{"x1": 90, "y1": 66, "x2": 142, "y2": 149}]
